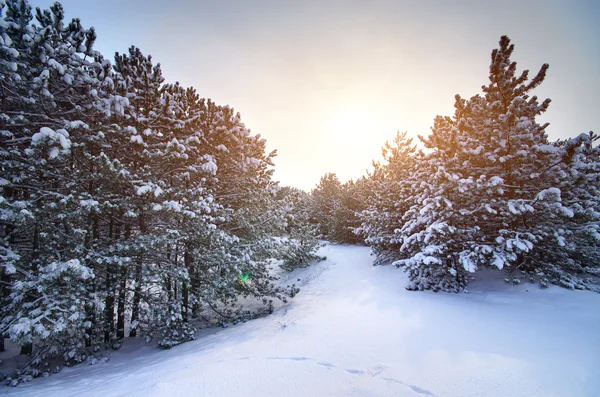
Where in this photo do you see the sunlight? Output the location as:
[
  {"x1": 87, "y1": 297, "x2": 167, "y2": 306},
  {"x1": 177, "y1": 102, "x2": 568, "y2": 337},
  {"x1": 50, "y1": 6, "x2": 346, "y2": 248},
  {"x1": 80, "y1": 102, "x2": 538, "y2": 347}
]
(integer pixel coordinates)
[
  {"x1": 330, "y1": 105, "x2": 373, "y2": 142},
  {"x1": 319, "y1": 100, "x2": 396, "y2": 183}
]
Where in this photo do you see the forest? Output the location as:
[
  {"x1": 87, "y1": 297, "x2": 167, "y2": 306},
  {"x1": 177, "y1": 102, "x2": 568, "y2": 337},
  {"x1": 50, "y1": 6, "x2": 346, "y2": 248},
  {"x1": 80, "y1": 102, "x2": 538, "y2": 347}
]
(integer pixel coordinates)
[{"x1": 1, "y1": 0, "x2": 599, "y2": 387}]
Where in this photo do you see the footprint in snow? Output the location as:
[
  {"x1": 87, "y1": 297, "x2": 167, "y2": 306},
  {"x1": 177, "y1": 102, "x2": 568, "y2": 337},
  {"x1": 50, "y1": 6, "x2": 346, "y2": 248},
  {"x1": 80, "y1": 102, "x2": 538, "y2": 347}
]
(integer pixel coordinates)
[
  {"x1": 345, "y1": 368, "x2": 364, "y2": 375},
  {"x1": 253, "y1": 356, "x2": 436, "y2": 396},
  {"x1": 316, "y1": 362, "x2": 334, "y2": 368},
  {"x1": 266, "y1": 356, "x2": 310, "y2": 361},
  {"x1": 381, "y1": 377, "x2": 437, "y2": 396}
]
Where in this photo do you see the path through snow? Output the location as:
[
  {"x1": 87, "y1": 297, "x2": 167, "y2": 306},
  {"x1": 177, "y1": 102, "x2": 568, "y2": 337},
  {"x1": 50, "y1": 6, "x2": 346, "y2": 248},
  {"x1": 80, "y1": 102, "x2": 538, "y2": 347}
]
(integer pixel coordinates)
[{"x1": 2, "y1": 244, "x2": 600, "y2": 397}]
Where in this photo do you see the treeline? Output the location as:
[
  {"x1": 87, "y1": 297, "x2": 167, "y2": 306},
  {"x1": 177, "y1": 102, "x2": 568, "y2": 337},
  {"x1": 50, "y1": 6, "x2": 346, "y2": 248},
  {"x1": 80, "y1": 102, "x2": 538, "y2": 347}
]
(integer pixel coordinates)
[
  {"x1": 0, "y1": 0, "x2": 318, "y2": 382},
  {"x1": 313, "y1": 36, "x2": 600, "y2": 293}
]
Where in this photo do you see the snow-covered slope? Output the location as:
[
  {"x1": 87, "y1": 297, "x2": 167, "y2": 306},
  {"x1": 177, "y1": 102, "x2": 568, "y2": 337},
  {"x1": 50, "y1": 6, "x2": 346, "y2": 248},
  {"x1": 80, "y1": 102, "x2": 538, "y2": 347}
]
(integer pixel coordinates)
[{"x1": 3, "y1": 244, "x2": 599, "y2": 397}]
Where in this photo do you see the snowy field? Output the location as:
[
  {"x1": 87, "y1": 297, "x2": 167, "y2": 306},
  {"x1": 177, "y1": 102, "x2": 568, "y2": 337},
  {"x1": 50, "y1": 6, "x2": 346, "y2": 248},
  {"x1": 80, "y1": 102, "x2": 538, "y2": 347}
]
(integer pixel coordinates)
[{"x1": 2, "y1": 244, "x2": 599, "y2": 397}]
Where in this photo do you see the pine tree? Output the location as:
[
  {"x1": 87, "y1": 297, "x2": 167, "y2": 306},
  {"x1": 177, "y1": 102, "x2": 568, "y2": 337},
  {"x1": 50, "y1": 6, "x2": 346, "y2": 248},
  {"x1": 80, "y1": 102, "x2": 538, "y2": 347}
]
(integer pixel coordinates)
[
  {"x1": 1, "y1": 0, "x2": 313, "y2": 379},
  {"x1": 392, "y1": 36, "x2": 599, "y2": 292},
  {"x1": 0, "y1": 0, "x2": 118, "y2": 368},
  {"x1": 358, "y1": 132, "x2": 417, "y2": 263},
  {"x1": 276, "y1": 186, "x2": 321, "y2": 271}
]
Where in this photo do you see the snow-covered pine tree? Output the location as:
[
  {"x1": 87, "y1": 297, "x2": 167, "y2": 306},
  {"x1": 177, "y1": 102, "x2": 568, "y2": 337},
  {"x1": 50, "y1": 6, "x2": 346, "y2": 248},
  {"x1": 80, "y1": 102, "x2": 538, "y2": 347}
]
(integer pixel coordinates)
[
  {"x1": 0, "y1": 0, "x2": 119, "y2": 370},
  {"x1": 394, "y1": 36, "x2": 600, "y2": 292},
  {"x1": 357, "y1": 132, "x2": 418, "y2": 264},
  {"x1": 189, "y1": 102, "x2": 299, "y2": 325},
  {"x1": 140, "y1": 83, "x2": 221, "y2": 346},
  {"x1": 339, "y1": 179, "x2": 367, "y2": 244},
  {"x1": 311, "y1": 173, "x2": 342, "y2": 239},
  {"x1": 311, "y1": 173, "x2": 367, "y2": 244},
  {"x1": 519, "y1": 132, "x2": 600, "y2": 290},
  {"x1": 110, "y1": 46, "x2": 167, "y2": 339},
  {"x1": 0, "y1": 0, "x2": 320, "y2": 378},
  {"x1": 275, "y1": 186, "x2": 321, "y2": 271}
]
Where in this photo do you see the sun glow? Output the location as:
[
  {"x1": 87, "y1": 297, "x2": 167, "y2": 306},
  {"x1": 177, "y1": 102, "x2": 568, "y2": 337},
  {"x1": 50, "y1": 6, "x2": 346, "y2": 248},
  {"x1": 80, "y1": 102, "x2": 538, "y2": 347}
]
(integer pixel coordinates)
[
  {"x1": 318, "y1": 101, "x2": 396, "y2": 182},
  {"x1": 330, "y1": 106, "x2": 373, "y2": 141}
]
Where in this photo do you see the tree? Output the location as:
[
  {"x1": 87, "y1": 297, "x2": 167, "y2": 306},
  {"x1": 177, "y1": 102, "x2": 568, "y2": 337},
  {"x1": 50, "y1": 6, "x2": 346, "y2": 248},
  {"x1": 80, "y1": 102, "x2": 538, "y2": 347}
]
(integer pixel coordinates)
[
  {"x1": 364, "y1": 36, "x2": 600, "y2": 292},
  {"x1": 0, "y1": 0, "x2": 113, "y2": 363},
  {"x1": 276, "y1": 186, "x2": 321, "y2": 271},
  {"x1": 0, "y1": 0, "x2": 315, "y2": 381},
  {"x1": 311, "y1": 173, "x2": 363, "y2": 244},
  {"x1": 358, "y1": 132, "x2": 418, "y2": 263}
]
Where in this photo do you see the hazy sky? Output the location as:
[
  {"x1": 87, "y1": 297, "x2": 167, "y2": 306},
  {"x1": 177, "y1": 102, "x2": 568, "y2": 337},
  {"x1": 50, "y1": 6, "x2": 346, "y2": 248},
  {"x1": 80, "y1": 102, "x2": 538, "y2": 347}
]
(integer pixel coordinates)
[{"x1": 34, "y1": 0, "x2": 600, "y2": 190}]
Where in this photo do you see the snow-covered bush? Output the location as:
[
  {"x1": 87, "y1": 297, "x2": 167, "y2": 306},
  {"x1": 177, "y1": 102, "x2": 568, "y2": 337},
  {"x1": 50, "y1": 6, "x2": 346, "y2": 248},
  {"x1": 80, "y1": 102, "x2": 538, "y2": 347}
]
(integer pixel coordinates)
[{"x1": 154, "y1": 304, "x2": 196, "y2": 349}]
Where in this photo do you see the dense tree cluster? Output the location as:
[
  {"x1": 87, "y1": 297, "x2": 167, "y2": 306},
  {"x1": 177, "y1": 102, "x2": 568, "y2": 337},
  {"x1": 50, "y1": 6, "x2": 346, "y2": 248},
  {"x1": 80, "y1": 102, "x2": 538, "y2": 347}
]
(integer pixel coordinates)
[
  {"x1": 0, "y1": 0, "x2": 317, "y2": 381},
  {"x1": 310, "y1": 173, "x2": 366, "y2": 244},
  {"x1": 358, "y1": 36, "x2": 600, "y2": 292},
  {"x1": 275, "y1": 187, "x2": 322, "y2": 270}
]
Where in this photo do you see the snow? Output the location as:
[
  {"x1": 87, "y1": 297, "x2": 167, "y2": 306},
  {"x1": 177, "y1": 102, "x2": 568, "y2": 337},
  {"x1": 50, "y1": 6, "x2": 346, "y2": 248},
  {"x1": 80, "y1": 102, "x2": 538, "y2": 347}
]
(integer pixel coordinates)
[
  {"x1": 560, "y1": 206, "x2": 575, "y2": 218},
  {"x1": 484, "y1": 204, "x2": 497, "y2": 214},
  {"x1": 2, "y1": 244, "x2": 599, "y2": 397},
  {"x1": 458, "y1": 251, "x2": 477, "y2": 272},
  {"x1": 31, "y1": 127, "x2": 71, "y2": 150},
  {"x1": 163, "y1": 200, "x2": 182, "y2": 212},
  {"x1": 30, "y1": 127, "x2": 72, "y2": 159},
  {"x1": 47, "y1": 59, "x2": 65, "y2": 75},
  {"x1": 491, "y1": 253, "x2": 505, "y2": 270},
  {"x1": 516, "y1": 119, "x2": 532, "y2": 129},
  {"x1": 130, "y1": 135, "x2": 144, "y2": 145},
  {"x1": 536, "y1": 187, "x2": 561, "y2": 201},
  {"x1": 77, "y1": 200, "x2": 98, "y2": 212},
  {"x1": 201, "y1": 159, "x2": 218, "y2": 175},
  {"x1": 534, "y1": 144, "x2": 559, "y2": 154},
  {"x1": 135, "y1": 185, "x2": 153, "y2": 196},
  {"x1": 63, "y1": 74, "x2": 73, "y2": 85},
  {"x1": 48, "y1": 147, "x2": 60, "y2": 159},
  {"x1": 66, "y1": 121, "x2": 89, "y2": 130},
  {"x1": 487, "y1": 176, "x2": 503, "y2": 186}
]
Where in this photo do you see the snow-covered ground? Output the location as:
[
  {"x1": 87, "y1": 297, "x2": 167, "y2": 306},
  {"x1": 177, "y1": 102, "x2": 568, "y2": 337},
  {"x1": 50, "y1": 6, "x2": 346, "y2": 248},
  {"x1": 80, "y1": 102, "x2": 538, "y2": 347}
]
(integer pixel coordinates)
[{"x1": 2, "y1": 244, "x2": 599, "y2": 397}]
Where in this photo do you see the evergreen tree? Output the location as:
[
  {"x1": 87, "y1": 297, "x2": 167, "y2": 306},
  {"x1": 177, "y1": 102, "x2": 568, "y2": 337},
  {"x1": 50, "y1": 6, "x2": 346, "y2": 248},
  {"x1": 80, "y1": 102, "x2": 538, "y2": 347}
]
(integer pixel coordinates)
[
  {"x1": 386, "y1": 36, "x2": 599, "y2": 292},
  {"x1": 358, "y1": 132, "x2": 418, "y2": 264},
  {"x1": 0, "y1": 0, "x2": 317, "y2": 381},
  {"x1": 0, "y1": 0, "x2": 114, "y2": 364},
  {"x1": 311, "y1": 173, "x2": 363, "y2": 244},
  {"x1": 276, "y1": 186, "x2": 321, "y2": 271}
]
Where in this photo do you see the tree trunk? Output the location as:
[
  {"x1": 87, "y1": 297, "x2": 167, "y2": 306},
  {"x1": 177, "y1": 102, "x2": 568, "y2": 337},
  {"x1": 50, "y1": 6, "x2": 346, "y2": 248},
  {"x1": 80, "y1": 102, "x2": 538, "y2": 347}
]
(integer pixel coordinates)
[
  {"x1": 117, "y1": 224, "x2": 131, "y2": 340},
  {"x1": 182, "y1": 248, "x2": 193, "y2": 321},
  {"x1": 116, "y1": 265, "x2": 127, "y2": 340},
  {"x1": 0, "y1": 267, "x2": 8, "y2": 352},
  {"x1": 104, "y1": 273, "x2": 115, "y2": 342},
  {"x1": 128, "y1": 262, "x2": 142, "y2": 338},
  {"x1": 21, "y1": 223, "x2": 39, "y2": 355},
  {"x1": 20, "y1": 343, "x2": 32, "y2": 355},
  {"x1": 84, "y1": 212, "x2": 100, "y2": 348},
  {"x1": 104, "y1": 217, "x2": 115, "y2": 342},
  {"x1": 166, "y1": 246, "x2": 172, "y2": 301},
  {"x1": 105, "y1": 219, "x2": 120, "y2": 342},
  {"x1": 129, "y1": 212, "x2": 145, "y2": 338},
  {"x1": 84, "y1": 293, "x2": 95, "y2": 347}
]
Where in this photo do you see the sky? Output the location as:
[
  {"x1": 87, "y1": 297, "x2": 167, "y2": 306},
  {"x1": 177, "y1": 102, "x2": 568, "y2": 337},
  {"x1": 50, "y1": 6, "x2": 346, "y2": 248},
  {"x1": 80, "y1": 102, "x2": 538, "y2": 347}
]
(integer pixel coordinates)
[{"x1": 32, "y1": 0, "x2": 600, "y2": 190}]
